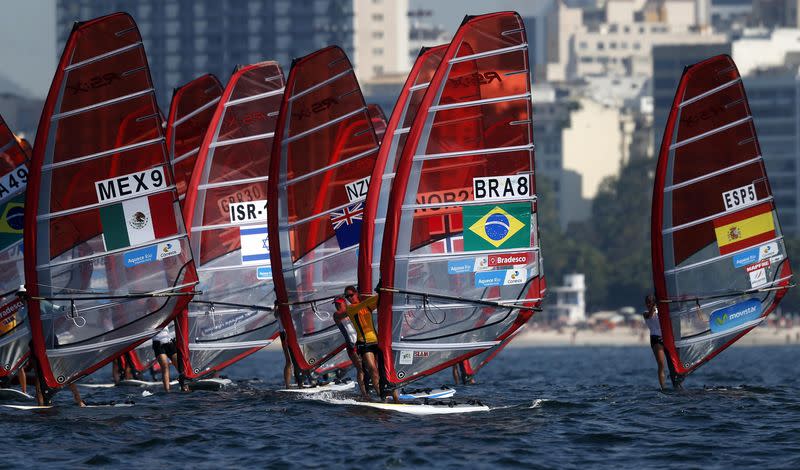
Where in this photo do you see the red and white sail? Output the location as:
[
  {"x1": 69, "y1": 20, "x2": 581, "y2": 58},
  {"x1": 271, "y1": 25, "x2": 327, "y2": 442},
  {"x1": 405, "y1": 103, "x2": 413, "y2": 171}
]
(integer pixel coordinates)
[
  {"x1": 0, "y1": 117, "x2": 31, "y2": 378},
  {"x1": 367, "y1": 104, "x2": 387, "y2": 143},
  {"x1": 358, "y1": 45, "x2": 447, "y2": 297},
  {"x1": 652, "y1": 55, "x2": 793, "y2": 385},
  {"x1": 25, "y1": 13, "x2": 197, "y2": 388},
  {"x1": 165, "y1": 74, "x2": 223, "y2": 202},
  {"x1": 180, "y1": 62, "x2": 284, "y2": 379},
  {"x1": 377, "y1": 12, "x2": 544, "y2": 386},
  {"x1": 268, "y1": 46, "x2": 379, "y2": 378}
]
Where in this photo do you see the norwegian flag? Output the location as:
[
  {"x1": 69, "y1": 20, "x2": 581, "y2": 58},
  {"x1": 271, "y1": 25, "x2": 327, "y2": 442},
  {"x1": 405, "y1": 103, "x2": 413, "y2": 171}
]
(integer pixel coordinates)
[
  {"x1": 330, "y1": 202, "x2": 364, "y2": 249},
  {"x1": 431, "y1": 235, "x2": 464, "y2": 254},
  {"x1": 430, "y1": 213, "x2": 464, "y2": 253}
]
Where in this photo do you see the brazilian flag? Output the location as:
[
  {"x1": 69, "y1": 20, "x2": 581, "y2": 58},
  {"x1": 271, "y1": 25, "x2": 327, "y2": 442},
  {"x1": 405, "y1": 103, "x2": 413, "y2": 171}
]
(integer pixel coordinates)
[
  {"x1": 463, "y1": 202, "x2": 530, "y2": 251},
  {"x1": 0, "y1": 194, "x2": 24, "y2": 252}
]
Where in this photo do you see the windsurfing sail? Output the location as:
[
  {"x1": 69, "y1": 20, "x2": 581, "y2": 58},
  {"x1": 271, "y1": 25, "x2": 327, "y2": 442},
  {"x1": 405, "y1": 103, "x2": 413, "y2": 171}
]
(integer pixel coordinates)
[
  {"x1": 268, "y1": 46, "x2": 380, "y2": 379},
  {"x1": 0, "y1": 117, "x2": 31, "y2": 378},
  {"x1": 377, "y1": 12, "x2": 545, "y2": 387},
  {"x1": 25, "y1": 13, "x2": 197, "y2": 388},
  {"x1": 651, "y1": 54, "x2": 793, "y2": 385},
  {"x1": 358, "y1": 45, "x2": 448, "y2": 298},
  {"x1": 180, "y1": 62, "x2": 285, "y2": 379},
  {"x1": 367, "y1": 104, "x2": 388, "y2": 143},
  {"x1": 459, "y1": 323, "x2": 525, "y2": 381},
  {"x1": 165, "y1": 74, "x2": 223, "y2": 202}
]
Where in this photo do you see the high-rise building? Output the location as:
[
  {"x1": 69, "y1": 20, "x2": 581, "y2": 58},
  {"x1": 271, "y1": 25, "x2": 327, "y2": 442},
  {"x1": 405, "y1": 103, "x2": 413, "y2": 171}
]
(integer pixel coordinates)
[
  {"x1": 744, "y1": 69, "x2": 800, "y2": 234},
  {"x1": 56, "y1": 0, "x2": 408, "y2": 106},
  {"x1": 651, "y1": 43, "x2": 732, "y2": 154}
]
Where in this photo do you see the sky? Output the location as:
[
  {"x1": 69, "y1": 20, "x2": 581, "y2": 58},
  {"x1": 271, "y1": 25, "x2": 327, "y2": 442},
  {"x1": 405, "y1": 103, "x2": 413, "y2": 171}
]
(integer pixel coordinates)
[{"x1": 0, "y1": 2, "x2": 56, "y2": 98}]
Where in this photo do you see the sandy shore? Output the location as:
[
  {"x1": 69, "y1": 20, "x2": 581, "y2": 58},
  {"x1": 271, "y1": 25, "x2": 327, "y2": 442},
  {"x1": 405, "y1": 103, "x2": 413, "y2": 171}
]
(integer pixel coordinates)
[
  {"x1": 509, "y1": 325, "x2": 800, "y2": 347},
  {"x1": 263, "y1": 324, "x2": 800, "y2": 351}
]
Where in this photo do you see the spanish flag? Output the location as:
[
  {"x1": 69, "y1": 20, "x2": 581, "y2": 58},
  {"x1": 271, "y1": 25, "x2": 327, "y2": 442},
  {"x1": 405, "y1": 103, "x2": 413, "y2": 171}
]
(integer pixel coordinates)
[{"x1": 713, "y1": 203, "x2": 775, "y2": 255}]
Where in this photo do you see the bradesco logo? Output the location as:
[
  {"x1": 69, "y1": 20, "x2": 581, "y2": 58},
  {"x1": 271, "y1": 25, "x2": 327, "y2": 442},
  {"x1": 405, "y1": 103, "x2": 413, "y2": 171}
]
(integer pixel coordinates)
[
  {"x1": 709, "y1": 298, "x2": 762, "y2": 334},
  {"x1": 488, "y1": 252, "x2": 531, "y2": 267}
]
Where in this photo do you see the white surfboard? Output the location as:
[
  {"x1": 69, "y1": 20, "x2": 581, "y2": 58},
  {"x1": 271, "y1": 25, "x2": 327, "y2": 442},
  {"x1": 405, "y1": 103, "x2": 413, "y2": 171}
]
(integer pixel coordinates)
[
  {"x1": 321, "y1": 397, "x2": 489, "y2": 415},
  {"x1": 278, "y1": 381, "x2": 356, "y2": 394},
  {"x1": 0, "y1": 388, "x2": 34, "y2": 401},
  {"x1": 0, "y1": 404, "x2": 52, "y2": 410},
  {"x1": 399, "y1": 387, "x2": 456, "y2": 401},
  {"x1": 83, "y1": 403, "x2": 135, "y2": 408},
  {"x1": 76, "y1": 383, "x2": 116, "y2": 389},
  {"x1": 118, "y1": 379, "x2": 179, "y2": 387}
]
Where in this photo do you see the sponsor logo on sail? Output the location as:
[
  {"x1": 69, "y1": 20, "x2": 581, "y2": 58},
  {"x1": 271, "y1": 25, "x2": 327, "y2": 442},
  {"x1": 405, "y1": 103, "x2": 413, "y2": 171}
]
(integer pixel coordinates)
[
  {"x1": 488, "y1": 252, "x2": 531, "y2": 267},
  {"x1": 123, "y1": 241, "x2": 182, "y2": 267},
  {"x1": 447, "y1": 257, "x2": 489, "y2": 274},
  {"x1": 474, "y1": 268, "x2": 528, "y2": 287},
  {"x1": 256, "y1": 266, "x2": 272, "y2": 280},
  {"x1": 744, "y1": 259, "x2": 770, "y2": 273},
  {"x1": 758, "y1": 242, "x2": 779, "y2": 261},
  {"x1": 709, "y1": 298, "x2": 762, "y2": 333},
  {"x1": 749, "y1": 267, "x2": 768, "y2": 288},
  {"x1": 732, "y1": 247, "x2": 759, "y2": 269}
]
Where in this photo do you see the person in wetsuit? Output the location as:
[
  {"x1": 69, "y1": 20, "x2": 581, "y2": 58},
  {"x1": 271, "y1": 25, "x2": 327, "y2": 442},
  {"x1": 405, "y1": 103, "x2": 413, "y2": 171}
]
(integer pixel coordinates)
[
  {"x1": 644, "y1": 294, "x2": 667, "y2": 390},
  {"x1": 333, "y1": 297, "x2": 368, "y2": 399},
  {"x1": 343, "y1": 286, "x2": 398, "y2": 402},
  {"x1": 151, "y1": 325, "x2": 187, "y2": 392}
]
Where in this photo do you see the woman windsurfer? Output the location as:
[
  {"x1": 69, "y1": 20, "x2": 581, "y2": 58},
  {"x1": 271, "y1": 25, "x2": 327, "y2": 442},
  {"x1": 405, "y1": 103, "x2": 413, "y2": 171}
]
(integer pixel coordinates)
[{"x1": 644, "y1": 294, "x2": 666, "y2": 390}]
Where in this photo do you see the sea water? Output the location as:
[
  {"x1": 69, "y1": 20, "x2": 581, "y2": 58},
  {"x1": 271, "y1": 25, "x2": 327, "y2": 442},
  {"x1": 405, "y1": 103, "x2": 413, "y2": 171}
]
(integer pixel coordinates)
[{"x1": 1, "y1": 346, "x2": 798, "y2": 468}]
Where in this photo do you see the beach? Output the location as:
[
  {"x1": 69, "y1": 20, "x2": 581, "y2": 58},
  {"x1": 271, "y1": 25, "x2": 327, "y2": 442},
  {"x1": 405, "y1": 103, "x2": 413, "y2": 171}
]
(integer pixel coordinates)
[{"x1": 510, "y1": 324, "x2": 800, "y2": 347}]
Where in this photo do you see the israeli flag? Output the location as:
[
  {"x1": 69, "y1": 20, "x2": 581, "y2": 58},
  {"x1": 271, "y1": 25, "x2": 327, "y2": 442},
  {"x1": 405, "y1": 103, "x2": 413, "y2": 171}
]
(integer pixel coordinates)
[{"x1": 240, "y1": 225, "x2": 270, "y2": 265}]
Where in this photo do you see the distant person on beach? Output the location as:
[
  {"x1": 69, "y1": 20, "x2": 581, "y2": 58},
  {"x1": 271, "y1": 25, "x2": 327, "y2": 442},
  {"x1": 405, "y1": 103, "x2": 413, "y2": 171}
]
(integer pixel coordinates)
[{"x1": 643, "y1": 294, "x2": 666, "y2": 390}]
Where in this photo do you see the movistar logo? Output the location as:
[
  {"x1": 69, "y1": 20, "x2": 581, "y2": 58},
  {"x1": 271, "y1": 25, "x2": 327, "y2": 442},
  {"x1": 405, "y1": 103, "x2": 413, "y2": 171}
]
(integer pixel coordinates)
[{"x1": 715, "y1": 314, "x2": 728, "y2": 326}]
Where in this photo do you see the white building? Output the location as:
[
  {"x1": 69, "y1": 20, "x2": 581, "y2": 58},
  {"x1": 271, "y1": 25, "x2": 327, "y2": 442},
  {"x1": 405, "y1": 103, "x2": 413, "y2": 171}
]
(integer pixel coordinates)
[
  {"x1": 547, "y1": 274, "x2": 587, "y2": 325},
  {"x1": 354, "y1": 0, "x2": 410, "y2": 80},
  {"x1": 732, "y1": 28, "x2": 800, "y2": 77},
  {"x1": 546, "y1": 0, "x2": 726, "y2": 82}
]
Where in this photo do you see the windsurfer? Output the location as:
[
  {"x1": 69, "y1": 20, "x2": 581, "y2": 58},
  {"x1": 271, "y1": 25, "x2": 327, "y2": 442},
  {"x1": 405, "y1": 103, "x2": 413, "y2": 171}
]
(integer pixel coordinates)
[
  {"x1": 644, "y1": 294, "x2": 666, "y2": 390},
  {"x1": 452, "y1": 363, "x2": 476, "y2": 385},
  {"x1": 333, "y1": 297, "x2": 368, "y2": 399},
  {"x1": 276, "y1": 308, "x2": 293, "y2": 388},
  {"x1": 343, "y1": 286, "x2": 398, "y2": 402},
  {"x1": 152, "y1": 326, "x2": 187, "y2": 392}
]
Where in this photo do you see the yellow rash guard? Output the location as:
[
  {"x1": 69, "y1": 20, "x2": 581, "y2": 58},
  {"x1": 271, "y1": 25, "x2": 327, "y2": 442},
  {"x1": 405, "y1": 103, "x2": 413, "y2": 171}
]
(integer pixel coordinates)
[{"x1": 345, "y1": 295, "x2": 379, "y2": 344}]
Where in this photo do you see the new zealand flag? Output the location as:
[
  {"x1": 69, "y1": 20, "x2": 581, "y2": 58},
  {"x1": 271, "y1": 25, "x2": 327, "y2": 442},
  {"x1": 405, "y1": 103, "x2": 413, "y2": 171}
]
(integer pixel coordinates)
[{"x1": 330, "y1": 202, "x2": 364, "y2": 249}]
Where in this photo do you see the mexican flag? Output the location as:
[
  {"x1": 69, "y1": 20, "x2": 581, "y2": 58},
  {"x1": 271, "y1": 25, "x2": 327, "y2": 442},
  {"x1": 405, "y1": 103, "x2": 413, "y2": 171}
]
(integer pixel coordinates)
[{"x1": 99, "y1": 192, "x2": 177, "y2": 251}]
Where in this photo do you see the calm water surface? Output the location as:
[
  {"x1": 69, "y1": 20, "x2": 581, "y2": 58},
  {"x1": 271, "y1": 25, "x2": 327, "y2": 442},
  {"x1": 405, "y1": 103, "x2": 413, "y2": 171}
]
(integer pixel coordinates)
[{"x1": 2, "y1": 346, "x2": 798, "y2": 468}]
